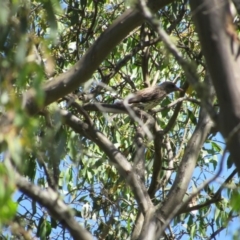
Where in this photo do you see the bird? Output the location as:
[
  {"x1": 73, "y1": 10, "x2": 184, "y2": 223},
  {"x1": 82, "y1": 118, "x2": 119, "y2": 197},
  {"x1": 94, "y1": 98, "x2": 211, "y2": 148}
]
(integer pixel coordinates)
[{"x1": 126, "y1": 81, "x2": 183, "y2": 110}]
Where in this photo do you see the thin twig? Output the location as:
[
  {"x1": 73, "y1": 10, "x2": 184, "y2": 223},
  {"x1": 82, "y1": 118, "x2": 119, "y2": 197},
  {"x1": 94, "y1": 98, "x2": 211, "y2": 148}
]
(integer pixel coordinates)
[
  {"x1": 152, "y1": 97, "x2": 200, "y2": 113},
  {"x1": 158, "y1": 146, "x2": 227, "y2": 235},
  {"x1": 182, "y1": 165, "x2": 237, "y2": 213}
]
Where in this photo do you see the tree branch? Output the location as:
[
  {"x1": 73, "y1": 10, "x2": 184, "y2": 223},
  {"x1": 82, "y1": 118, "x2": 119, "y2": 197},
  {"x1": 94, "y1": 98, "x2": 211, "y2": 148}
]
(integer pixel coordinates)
[
  {"x1": 22, "y1": 0, "x2": 174, "y2": 115},
  {"x1": 190, "y1": 0, "x2": 240, "y2": 173},
  {"x1": 181, "y1": 168, "x2": 238, "y2": 213},
  {"x1": 61, "y1": 109, "x2": 154, "y2": 214},
  {"x1": 15, "y1": 172, "x2": 93, "y2": 240}
]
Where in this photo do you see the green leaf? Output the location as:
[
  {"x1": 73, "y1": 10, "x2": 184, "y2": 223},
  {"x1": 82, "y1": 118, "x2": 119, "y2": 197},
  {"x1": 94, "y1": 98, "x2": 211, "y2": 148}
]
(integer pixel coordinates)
[
  {"x1": 190, "y1": 224, "x2": 196, "y2": 238},
  {"x1": 187, "y1": 109, "x2": 197, "y2": 124},
  {"x1": 211, "y1": 141, "x2": 222, "y2": 153},
  {"x1": 230, "y1": 190, "x2": 240, "y2": 212}
]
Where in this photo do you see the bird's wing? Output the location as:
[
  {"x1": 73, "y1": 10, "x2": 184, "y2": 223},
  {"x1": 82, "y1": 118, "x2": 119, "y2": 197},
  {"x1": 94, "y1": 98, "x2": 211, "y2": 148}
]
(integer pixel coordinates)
[{"x1": 128, "y1": 86, "x2": 166, "y2": 104}]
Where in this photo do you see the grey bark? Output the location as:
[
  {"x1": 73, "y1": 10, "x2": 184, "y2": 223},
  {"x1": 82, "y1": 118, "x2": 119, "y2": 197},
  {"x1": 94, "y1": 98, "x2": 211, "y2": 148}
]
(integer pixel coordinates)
[{"x1": 190, "y1": 0, "x2": 240, "y2": 172}]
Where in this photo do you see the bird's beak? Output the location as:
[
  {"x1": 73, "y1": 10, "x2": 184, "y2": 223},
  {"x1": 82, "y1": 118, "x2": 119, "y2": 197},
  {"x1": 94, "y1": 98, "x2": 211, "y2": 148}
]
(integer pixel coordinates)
[{"x1": 175, "y1": 86, "x2": 183, "y2": 92}]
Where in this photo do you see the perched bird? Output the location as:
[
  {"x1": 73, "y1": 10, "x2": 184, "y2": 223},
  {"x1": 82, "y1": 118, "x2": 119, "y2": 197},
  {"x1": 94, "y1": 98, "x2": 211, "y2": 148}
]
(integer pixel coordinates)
[{"x1": 127, "y1": 81, "x2": 183, "y2": 110}]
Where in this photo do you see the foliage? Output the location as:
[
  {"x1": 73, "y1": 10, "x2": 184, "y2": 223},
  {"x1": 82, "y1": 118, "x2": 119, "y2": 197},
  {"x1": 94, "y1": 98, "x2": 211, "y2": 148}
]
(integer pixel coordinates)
[{"x1": 0, "y1": 0, "x2": 239, "y2": 239}]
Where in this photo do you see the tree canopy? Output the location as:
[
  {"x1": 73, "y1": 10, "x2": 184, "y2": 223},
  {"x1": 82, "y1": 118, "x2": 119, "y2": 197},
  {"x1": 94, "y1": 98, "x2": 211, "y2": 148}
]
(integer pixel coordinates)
[{"x1": 1, "y1": 0, "x2": 240, "y2": 239}]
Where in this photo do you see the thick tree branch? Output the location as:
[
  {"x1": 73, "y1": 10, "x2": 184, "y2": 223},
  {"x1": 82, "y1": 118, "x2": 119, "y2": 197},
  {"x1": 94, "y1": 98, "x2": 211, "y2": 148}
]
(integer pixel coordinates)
[
  {"x1": 158, "y1": 144, "x2": 227, "y2": 237},
  {"x1": 153, "y1": 106, "x2": 214, "y2": 235},
  {"x1": 190, "y1": 0, "x2": 240, "y2": 172},
  {"x1": 147, "y1": 126, "x2": 163, "y2": 198},
  {"x1": 133, "y1": 127, "x2": 147, "y2": 183},
  {"x1": 15, "y1": 173, "x2": 93, "y2": 240},
  {"x1": 132, "y1": 212, "x2": 145, "y2": 240}
]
